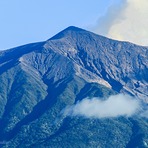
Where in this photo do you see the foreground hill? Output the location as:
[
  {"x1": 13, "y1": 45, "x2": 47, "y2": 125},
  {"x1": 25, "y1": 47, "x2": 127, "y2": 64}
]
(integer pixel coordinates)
[{"x1": 0, "y1": 26, "x2": 147, "y2": 147}]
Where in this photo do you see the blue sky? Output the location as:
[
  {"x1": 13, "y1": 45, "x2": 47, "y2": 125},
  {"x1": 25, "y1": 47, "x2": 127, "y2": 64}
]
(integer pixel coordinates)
[{"x1": 0, "y1": 0, "x2": 115, "y2": 50}]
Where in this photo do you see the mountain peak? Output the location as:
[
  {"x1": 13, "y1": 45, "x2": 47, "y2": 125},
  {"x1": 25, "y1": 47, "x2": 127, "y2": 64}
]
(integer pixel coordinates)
[
  {"x1": 49, "y1": 26, "x2": 86, "y2": 40},
  {"x1": 64, "y1": 26, "x2": 85, "y2": 31}
]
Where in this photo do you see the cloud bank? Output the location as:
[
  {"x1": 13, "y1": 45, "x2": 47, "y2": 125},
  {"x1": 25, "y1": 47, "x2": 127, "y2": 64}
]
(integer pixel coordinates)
[
  {"x1": 94, "y1": 0, "x2": 148, "y2": 46},
  {"x1": 63, "y1": 94, "x2": 141, "y2": 118}
]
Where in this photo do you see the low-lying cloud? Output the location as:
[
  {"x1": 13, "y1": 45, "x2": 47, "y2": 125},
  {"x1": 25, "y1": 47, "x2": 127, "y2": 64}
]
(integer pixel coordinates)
[
  {"x1": 93, "y1": 0, "x2": 148, "y2": 46},
  {"x1": 63, "y1": 94, "x2": 141, "y2": 118}
]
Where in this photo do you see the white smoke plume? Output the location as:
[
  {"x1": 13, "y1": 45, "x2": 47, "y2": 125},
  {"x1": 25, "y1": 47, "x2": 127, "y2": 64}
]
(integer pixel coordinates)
[
  {"x1": 94, "y1": 0, "x2": 148, "y2": 46},
  {"x1": 63, "y1": 94, "x2": 141, "y2": 118}
]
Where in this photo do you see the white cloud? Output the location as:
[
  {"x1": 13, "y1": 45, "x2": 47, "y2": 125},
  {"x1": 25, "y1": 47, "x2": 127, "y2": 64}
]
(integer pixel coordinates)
[
  {"x1": 94, "y1": 0, "x2": 148, "y2": 46},
  {"x1": 62, "y1": 94, "x2": 141, "y2": 118}
]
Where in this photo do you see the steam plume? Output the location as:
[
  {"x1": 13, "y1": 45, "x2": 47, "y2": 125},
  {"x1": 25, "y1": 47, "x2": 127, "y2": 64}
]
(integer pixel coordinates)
[{"x1": 94, "y1": 0, "x2": 148, "y2": 46}]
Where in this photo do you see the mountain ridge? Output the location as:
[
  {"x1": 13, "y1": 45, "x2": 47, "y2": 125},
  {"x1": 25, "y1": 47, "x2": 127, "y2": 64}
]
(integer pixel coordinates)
[{"x1": 0, "y1": 26, "x2": 148, "y2": 101}]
